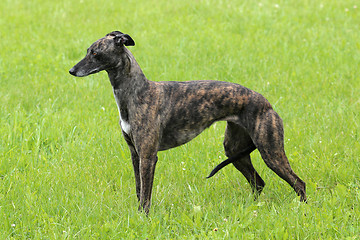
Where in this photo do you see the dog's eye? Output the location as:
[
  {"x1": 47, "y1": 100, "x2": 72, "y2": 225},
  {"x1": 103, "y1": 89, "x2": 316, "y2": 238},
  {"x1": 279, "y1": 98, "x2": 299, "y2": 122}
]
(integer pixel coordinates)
[{"x1": 92, "y1": 52, "x2": 97, "y2": 56}]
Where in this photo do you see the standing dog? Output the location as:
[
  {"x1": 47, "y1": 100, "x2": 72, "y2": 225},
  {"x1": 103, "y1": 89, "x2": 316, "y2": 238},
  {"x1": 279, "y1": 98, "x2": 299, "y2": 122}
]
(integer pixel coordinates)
[{"x1": 69, "y1": 31, "x2": 306, "y2": 214}]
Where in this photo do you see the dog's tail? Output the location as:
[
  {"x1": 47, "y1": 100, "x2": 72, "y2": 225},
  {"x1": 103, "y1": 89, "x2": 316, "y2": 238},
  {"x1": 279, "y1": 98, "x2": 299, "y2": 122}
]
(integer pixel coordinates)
[{"x1": 206, "y1": 144, "x2": 257, "y2": 179}]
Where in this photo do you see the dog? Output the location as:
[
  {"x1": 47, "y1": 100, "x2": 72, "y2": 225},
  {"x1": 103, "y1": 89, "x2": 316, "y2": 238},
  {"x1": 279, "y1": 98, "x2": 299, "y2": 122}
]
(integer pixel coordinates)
[{"x1": 69, "y1": 31, "x2": 306, "y2": 214}]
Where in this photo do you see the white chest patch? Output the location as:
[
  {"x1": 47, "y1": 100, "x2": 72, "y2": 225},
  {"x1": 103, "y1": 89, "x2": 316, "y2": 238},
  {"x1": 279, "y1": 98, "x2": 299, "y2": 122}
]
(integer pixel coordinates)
[{"x1": 113, "y1": 91, "x2": 131, "y2": 134}]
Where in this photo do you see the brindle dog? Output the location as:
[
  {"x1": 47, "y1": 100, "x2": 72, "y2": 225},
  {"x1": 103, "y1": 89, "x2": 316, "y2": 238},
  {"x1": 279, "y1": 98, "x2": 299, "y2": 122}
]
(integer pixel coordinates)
[{"x1": 69, "y1": 31, "x2": 306, "y2": 214}]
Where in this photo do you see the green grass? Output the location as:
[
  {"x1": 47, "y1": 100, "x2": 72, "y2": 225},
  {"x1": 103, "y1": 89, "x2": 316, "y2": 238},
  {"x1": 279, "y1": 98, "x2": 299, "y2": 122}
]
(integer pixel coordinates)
[{"x1": 1, "y1": 0, "x2": 359, "y2": 238}]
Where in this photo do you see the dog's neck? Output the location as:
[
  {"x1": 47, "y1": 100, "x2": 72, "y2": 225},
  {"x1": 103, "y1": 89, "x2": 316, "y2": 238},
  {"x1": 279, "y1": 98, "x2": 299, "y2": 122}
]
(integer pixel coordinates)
[
  {"x1": 106, "y1": 47, "x2": 149, "y2": 91},
  {"x1": 107, "y1": 47, "x2": 152, "y2": 124}
]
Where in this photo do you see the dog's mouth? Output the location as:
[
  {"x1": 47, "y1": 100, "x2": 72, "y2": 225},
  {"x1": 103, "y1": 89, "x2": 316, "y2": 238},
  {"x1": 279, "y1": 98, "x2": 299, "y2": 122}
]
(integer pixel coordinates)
[
  {"x1": 88, "y1": 68, "x2": 100, "y2": 75},
  {"x1": 69, "y1": 68, "x2": 100, "y2": 77}
]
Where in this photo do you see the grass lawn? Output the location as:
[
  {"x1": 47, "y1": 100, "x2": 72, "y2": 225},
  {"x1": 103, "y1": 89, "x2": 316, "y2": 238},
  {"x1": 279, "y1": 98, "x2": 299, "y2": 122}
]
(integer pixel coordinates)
[{"x1": 0, "y1": 0, "x2": 359, "y2": 238}]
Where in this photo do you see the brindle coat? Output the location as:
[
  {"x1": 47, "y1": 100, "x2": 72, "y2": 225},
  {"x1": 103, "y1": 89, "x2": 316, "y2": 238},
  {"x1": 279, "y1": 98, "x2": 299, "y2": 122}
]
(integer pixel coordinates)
[{"x1": 69, "y1": 31, "x2": 306, "y2": 214}]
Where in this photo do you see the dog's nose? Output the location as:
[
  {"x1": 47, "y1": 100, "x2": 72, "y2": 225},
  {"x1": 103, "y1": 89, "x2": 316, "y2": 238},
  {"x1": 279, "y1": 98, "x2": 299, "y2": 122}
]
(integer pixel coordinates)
[{"x1": 69, "y1": 67, "x2": 76, "y2": 76}]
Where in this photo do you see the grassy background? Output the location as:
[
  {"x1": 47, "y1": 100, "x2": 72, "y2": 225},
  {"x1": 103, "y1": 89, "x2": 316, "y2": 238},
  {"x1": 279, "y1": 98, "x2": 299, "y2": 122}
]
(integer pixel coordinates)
[{"x1": 0, "y1": 0, "x2": 359, "y2": 238}]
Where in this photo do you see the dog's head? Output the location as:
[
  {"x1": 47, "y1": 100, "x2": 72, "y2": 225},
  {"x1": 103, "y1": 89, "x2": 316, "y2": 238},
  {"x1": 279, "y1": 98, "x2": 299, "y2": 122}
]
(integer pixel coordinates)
[{"x1": 69, "y1": 31, "x2": 135, "y2": 77}]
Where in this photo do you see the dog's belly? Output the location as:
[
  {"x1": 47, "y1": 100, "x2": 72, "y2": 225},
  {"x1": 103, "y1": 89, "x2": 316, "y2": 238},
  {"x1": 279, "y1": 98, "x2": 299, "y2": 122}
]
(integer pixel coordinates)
[
  {"x1": 158, "y1": 125, "x2": 209, "y2": 151},
  {"x1": 158, "y1": 115, "x2": 239, "y2": 151}
]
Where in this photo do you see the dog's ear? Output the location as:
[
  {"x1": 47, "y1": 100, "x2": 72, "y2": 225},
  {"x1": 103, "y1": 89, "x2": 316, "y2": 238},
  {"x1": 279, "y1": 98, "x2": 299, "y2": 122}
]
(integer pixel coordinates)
[{"x1": 114, "y1": 33, "x2": 135, "y2": 46}]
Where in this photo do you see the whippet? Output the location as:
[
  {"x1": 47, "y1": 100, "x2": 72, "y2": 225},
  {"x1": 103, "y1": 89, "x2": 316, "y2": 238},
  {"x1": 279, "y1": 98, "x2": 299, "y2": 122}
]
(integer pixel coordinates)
[{"x1": 69, "y1": 31, "x2": 306, "y2": 214}]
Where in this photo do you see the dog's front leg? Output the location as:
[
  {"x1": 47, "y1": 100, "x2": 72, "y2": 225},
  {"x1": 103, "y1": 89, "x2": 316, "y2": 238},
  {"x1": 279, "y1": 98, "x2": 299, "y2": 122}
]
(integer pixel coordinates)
[
  {"x1": 123, "y1": 131, "x2": 158, "y2": 214},
  {"x1": 139, "y1": 153, "x2": 158, "y2": 214},
  {"x1": 123, "y1": 132, "x2": 141, "y2": 201}
]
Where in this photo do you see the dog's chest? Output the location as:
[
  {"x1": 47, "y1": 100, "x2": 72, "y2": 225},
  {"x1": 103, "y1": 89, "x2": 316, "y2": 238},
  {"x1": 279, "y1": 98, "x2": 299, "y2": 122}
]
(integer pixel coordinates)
[{"x1": 113, "y1": 90, "x2": 131, "y2": 134}]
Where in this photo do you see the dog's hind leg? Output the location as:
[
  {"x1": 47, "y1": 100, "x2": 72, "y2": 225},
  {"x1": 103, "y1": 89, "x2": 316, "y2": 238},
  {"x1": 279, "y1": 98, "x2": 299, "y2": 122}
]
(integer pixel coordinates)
[
  {"x1": 252, "y1": 110, "x2": 306, "y2": 202},
  {"x1": 223, "y1": 122, "x2": 265, "y2": 198}
]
